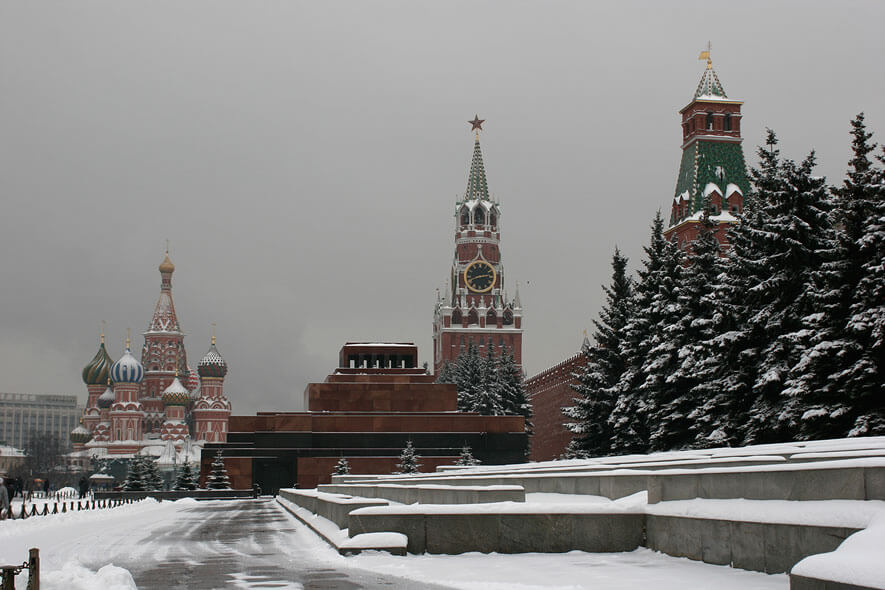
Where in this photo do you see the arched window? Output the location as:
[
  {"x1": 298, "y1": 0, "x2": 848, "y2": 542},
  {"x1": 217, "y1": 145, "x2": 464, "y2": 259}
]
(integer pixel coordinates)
[
  {"x1": 460, "y1": 207, "x2": 470, "y2": 226},
  {"x1": 452, "y1": 309, "x2": 462, "y2": 324},
  {"x1": 489, "y1": 209, "x2": 497, "y2": 228},
  {"x1": 724, "y1": 113, "x2": 732, "y2": 131},
  {"x1": 467, "y1": 309, "x2": 479, "y2": 325},
  {"x1": 486, "y1": 309, "x2": 497, "y2": 325},
  {"x1": 706, "y1": 112, "x2": 714, "y2": 130},
  {"x1": 474, "y1": 207, "x2": 485, "y2": 225},
  {"x1": 503, "y1": 309, "x2": 513, "y2": 325}
]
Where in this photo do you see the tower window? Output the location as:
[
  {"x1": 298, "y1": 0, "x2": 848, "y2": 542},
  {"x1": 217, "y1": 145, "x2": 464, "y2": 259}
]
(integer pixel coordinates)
[
  {"x1": 489, "y1": 210, "x2": 497, "y2": 227},
  {"x1": 724, "y1": 113, "x2": 732, "y2": 131},
  {"x1": 706, "y1": 112, "x2": 714, "y2": 131},
  {"x1": 460, "y1": 207, "x2": 470, "y2": 226},
  {"x1": 452, "y1": 309, "x2": 462, "y2": 324},
  {"x1": 503, "y1": 309, "x2": 513, "y2": 325},
  {"x1": 467, "y1": 309, "x2": 479, "y2": 325},
  {"x1": 474, "y1": 208, "x2": 485, "y2": 225}
]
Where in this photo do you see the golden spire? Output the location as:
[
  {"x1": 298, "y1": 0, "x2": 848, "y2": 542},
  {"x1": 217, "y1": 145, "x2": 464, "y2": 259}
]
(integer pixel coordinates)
[
  {"x1": 125, "y1": 328, "x2": 131, "y2": 349},
  {"x1": 100, "y1": 320, "x2": 105, "y2": 344},
  {"x1": 698, "y1": 41, "x2": 712, "y2": 70},
  {"x1": 211, "y1": 322, "x2": 216, "y2": 346}
]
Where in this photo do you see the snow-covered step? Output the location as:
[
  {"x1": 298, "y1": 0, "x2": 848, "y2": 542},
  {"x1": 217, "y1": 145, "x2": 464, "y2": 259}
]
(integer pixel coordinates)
[
  {"x1": 317, "y1": 482, "x2": 525, "y2": 504},
  {"x1": 278, "y1": 488, "x2": 389, "y2": 529}
]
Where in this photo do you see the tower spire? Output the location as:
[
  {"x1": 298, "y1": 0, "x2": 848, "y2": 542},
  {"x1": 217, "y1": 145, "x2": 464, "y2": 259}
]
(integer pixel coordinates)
[
  {"x1": 465, "y1": 115, "x2": 491, "y2": 202},
  {"x1": 694, "y1": 43, "x2": 727, "y2": 98}
]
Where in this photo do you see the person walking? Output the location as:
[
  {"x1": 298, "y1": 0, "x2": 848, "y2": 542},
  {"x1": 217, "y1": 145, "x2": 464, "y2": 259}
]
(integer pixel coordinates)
[{"x1": 0, "y1": 477, "x2": 10, "y2": 520}]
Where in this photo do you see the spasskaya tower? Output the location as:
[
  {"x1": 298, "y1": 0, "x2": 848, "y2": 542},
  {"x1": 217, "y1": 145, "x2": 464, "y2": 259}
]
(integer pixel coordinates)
[{"x1": 432, "y1": 116, "x2": 523, "y2": 375}]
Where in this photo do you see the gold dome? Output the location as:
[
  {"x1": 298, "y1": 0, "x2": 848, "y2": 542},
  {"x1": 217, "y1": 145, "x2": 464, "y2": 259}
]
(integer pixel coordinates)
[{"x1": 159, "y1": 250, "x2": 175, "y2": 274}]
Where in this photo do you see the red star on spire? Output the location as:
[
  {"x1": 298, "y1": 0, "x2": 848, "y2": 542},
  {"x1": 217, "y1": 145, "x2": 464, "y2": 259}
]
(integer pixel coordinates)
[{"x1": 468, "y1": 115, "x2": 485, "y2": 132}]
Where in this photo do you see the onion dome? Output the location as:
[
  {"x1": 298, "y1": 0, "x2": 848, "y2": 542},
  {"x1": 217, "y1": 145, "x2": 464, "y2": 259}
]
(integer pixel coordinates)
[
  {"x1": 70, "y1": 422, "x2": 91, "y2": 444},
  {"x1": 159, "y1": 250, "x2": 175, "y2": 274},
  {"x1": 185, "y1": 366, "x2": 200, "y2": 393},
  {"x1": 82, "y1": 339, "x2": 113, "y2": 385},
  {"x1": 111, "y1": 342, "x2": 144, "y2": 384},
  {"x1": 162, "y1": 376, "x2": 190, "y2": 406},
  {"x1": 198, "y1": 338, "x2": 227, "y2": 378},
  {"x1": 97, "y1": 384, "x2": 115, "y2": 409}
]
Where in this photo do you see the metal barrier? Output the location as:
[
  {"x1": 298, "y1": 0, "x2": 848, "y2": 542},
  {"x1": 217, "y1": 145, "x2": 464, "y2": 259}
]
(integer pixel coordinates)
[
  {"x1": 14, "y1": 497, "x2": 138, "y2": 520},
  {"x1": 0, "y1": 547, "x2": 38, "y2": 590}
]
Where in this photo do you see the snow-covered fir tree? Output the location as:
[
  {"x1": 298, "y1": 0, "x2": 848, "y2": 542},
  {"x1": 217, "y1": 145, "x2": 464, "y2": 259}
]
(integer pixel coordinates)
[
  {"x1": 206, "y1": 450, "x2": 231, "y2": 490},
  {"x1": 142, "y1": 455, "x2": 164, "y2": 491},
  {"x1": 332, "y1": 456, "x2": 351, "y2": 476},
  {"x1": 651, "y1": 209, "x2": 725, "y2": 450},
  {"x1": 791, "y1": 113, "x2": 885, "y2": 438},
  {"x1": 498, "y1": 346, "x2": 532, "y2": 433},
  {"x1": 395, "y1": 440, "x2": 422, "y2": 474},
  {"x1": 122, "y1": 456, "x2": 146, "y2": 492},
  {"x1": 564, "y1": 248, "x2": 634, "y2": 456},
  {"x1": 174, "y1": 462, "x2": 199, "y2": 491},
  {"x1": 456, "y1": 444, "x2": 481, "y2": 466},
  {"x1": 471, "y1": 341, "x2": 505, "y2": 415}
]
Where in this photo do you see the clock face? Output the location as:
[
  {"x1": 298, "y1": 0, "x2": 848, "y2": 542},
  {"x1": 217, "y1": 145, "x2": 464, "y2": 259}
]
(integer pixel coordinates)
[{"x1": 464, "y1": 261, "x2": 496, "y2": 293}]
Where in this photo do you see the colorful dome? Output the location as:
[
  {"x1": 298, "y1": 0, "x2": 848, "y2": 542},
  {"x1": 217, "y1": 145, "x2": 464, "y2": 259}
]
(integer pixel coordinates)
[
  {"x1": 111, "y1": 346, "x2": 144, "y2": 384},
  {"x1": 198, "y1": 341, "x2": 227, "y2": 378},
  {"x1": 162, "y1": 377, "x2": 190, "y2": 406},
  {"x1": 97, "y1": 384, "x2": 115, "y2": 409},
  {"x1": 159, "y1": 251, "x2": 175, "y2": 274},
  {"x1": 82, "y1": 341, "x2": 113, "y2": 385},
  {"x1": 70, "y1": 423, "x2": 91, "y2": 444},
  {"x1": 185, "y1": 366, "x2": 200, "y2": 393}
]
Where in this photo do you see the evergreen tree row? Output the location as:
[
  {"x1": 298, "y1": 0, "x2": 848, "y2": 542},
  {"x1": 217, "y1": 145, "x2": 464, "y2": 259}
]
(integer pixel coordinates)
[
  {"x1": 437, "y1": 342, "x2": 533, "y2": 431},
  {"x1": 565, "y1": 114, "x2": 885, "y2": 457}
]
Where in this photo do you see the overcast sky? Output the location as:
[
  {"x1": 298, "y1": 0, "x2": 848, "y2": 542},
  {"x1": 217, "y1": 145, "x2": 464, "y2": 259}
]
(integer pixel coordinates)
[{"x1": 1, "y1": 1, "x2": 883, "y2": 415}]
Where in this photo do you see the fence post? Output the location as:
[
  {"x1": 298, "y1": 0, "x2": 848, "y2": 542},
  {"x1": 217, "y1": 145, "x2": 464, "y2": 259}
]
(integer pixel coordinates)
[
  {"x1": 27, "y1": 548, "x2": 39, "y2": 590},
  {"x1": 19, "y1": 503, "x2": 26, "y2": 519}
]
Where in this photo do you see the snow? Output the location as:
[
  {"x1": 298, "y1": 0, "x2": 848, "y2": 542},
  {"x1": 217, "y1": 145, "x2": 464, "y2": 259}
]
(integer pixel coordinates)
[
  {"x1": 704, "y1": 182, "x2": 722, "y2": 197},
  {"x1": 726, "y1": 183, "x2": 743, "y2": 196},
  {"x1": 792, "y1": 513, "x2": 885, "y2": 588},
  {"x1": 42, "y1": 563, "x2": 137, "y2": 590},
  {"x1": 646, "y1": 498, "x2": 885, "y2": 529}
]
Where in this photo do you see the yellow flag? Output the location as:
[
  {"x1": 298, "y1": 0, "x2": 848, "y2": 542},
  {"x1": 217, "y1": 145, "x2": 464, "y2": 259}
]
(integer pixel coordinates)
[{"x1": 698, "y1": 50, "x2": 710, "y2": 61}]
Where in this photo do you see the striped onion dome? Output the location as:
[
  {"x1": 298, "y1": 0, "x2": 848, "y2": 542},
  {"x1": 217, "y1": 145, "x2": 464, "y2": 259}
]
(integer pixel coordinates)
[
  {"x1": 162, "y1": 376, "x2": 190, "y2": 406},
  {"x1": 82, "y1": 341, "x2": 113, "y2": 385},
  {"x1": 110, "y1": 347, "x2": 144, "y2": 384},
  {"x1": 185, "y1": 366, "x2": 200, "y2": 393},
  {"x1": 97, "y1": 384, "x2": 115, "y2": 409},
  {"x1": 198, "y1": 342, "x2": 227, "y2": 378},
  {"x1": 70, "y1": 423, "x2": 91, "y2": 444}
]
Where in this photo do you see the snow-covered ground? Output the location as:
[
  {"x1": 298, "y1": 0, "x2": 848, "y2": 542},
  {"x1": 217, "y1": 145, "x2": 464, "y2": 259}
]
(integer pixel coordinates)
[{"x1": 0, "y1": 496, "x2": 792, "y2": 590}]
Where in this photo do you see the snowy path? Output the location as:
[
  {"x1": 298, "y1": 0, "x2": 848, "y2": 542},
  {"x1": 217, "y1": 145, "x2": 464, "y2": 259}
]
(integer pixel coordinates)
[{"x1": 0, "y1": 496, "x2": 790, "y2": 589}]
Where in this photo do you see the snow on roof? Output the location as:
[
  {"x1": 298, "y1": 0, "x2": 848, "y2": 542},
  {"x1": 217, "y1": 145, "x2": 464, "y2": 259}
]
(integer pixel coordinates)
[
  {"x1": 704, "y1": 182, "x2": 722, "y2": 198},
  {"x1": 725, "y1": 183, "x2": 743, "y2": 196},
  {"x1": 673, "y1": 190, "x2": 690, "y2": 204}
]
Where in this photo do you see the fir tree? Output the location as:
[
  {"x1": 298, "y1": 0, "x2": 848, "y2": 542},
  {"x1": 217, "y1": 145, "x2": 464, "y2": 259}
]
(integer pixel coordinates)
[
  {"x1": 332, "y1": 456, "x2": 351, "y2": 476},
  {"x1": 456, "y1": 444, "x2": 480, "y2": 466},
  {"x1": 471, "y1": 341, "x2": 505, "y2": 415},
  {"x1": 395, "y1": 440, "x2": 422, "y2": 474},
  {"x1": 142, "y1": 455, "x2": 164, "y2": 491},
  {"x1": 435, "y1": 360, "x2": 455, "y2": 384},
  {"x1": 206, "y1": 450, "x2": 231, "y2": 490},
  {"x1": 499, "y1": 346, "x2": 532, "y2": 432},
  {"x1": 564, "y1": 248, "x2": 634, "y2": 456},
  {"x1": 122, "y1": 456, "x2": 146, "y2": 492},
  {"x1": 652, "y1": 209, "x2": 724, "y2": 450},
  {"x1": 454, "y1": 343, "x2": 483, "y2": 411},
  {"x1": 174, "y1": 462, "x2": 199, "y2": 491}
]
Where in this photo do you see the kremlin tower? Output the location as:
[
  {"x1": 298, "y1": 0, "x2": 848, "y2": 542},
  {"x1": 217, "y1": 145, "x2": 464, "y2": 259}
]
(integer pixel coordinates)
[
  {"x1": 72, "y1": 250, "x2": 232, "y2": 465},
  {"x1": 432, "y1": 116, "x2": 523, "y2": 374},
  {"x1": 665, "y1": 47, "x2": 749, "y2": 249}
]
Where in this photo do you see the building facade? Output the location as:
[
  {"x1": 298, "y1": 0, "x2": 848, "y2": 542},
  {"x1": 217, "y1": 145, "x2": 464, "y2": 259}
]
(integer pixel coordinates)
[
  {"x1": 70, "y1": 251, "x2": 231, "y2": 468},
  {"x1": 433, "y1": 118, "x2": 523, "y2": 374},
  {"x1": 665, "y1": 53, "x2": 749, "y2": 248},
  {"x1": 209, "y1": 342, "x2": 528, "y2": 492},
  {"x1": 0, "y1": 392, "x2": 81, "y2": 450}
]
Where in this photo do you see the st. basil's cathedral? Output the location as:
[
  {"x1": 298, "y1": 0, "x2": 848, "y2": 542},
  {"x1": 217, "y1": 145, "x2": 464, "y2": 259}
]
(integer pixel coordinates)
[{"x1": 69, "y1": 251, "x2": 231, "y2": 469}]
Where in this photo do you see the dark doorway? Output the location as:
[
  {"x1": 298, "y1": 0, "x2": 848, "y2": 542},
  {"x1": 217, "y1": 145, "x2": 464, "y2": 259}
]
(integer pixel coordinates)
[{"x1": 253, "y1": 458, "x2": 296, "y2": 495}]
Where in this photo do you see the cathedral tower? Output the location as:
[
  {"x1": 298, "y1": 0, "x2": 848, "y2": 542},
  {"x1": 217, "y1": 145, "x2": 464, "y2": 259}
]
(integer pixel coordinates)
[
  {"x1": 193, "y1": 334, "x2": 231, "y2": 443},
  {"x1": 433, "y1": 117, "x2": 523, "y2": 374},
  {"x1": 109, "y1": 336, "x2": 145, "y2": 453},
  {"x1": 665, "y1": 48, "x2": 749, "y2": 248},
  {"x1": 140, "y1": 250, "x2": 189, "y2": 432}
]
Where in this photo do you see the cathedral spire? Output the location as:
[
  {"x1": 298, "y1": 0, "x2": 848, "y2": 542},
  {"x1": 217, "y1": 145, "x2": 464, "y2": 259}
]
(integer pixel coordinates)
[
  {"x1": 465, "y1": 115, "x2": 491, "y2": 202},
  {"x1": 147, "y1": 249, "x2": 182, "y2": 334}
]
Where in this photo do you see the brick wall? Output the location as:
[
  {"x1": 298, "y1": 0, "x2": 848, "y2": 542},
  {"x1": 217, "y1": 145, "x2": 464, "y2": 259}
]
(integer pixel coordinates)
[{"x1": 525, "y1": 351, "x2": 585, "y2": 461}]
